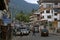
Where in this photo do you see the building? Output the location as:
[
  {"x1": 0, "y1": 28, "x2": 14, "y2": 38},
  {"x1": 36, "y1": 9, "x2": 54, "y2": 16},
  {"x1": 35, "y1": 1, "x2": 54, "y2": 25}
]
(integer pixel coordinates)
[
  {"x1": 37, "y1": 0, "x2": 60, "y2": 31},
  {"x1": 0, "y1": 0, "x2": 12, "y2": 40},
  {"x1": 29, "y1": 10, "x2": 40, "y2": 26},
  {"x1": 0, "y1": 0, "x2": 10, "y2": 18},
  {"x1": 38, "y1": 0, "x2": 60, "y2": 22}
]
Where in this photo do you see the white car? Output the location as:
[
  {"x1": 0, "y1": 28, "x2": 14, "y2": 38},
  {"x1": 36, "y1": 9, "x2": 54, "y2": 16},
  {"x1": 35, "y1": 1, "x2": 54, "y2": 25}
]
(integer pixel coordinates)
[
  {"x1": 20, "y1": 28, "x2": 30, "y2": 35},
  {"x1": 16, "y1": 31, "x2": 21, "y2": 35}
]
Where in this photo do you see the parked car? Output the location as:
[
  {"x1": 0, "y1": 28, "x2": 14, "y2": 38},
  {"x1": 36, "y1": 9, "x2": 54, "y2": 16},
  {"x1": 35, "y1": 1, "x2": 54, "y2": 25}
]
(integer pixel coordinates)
[
  {"x1": 41, "y1": 28, "x2": 49, "y2": 36},
  {"x1": 33, "y1": 25, "x2": 39, "y2": 33},
  {"x1": 13, "y1": 27, "x2": 22, "y2": 36},
  {"x1": 20, "y1": 28, "x2": 30, "y2": 35},
  {"x1": 15, "y1": 28, "x2": 21, "y2": 35},
  {"x1": 13, "y1": 29, "x2": 17, "y2": 36},
  {"x1": 34, "y1": 27, "x2": 39, "y2": 33}
]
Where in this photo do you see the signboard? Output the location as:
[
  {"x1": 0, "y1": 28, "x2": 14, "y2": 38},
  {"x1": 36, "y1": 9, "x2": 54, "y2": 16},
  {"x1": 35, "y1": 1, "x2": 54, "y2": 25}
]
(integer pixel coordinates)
[
  {"x1": 53, "y1": 21, "x2": 58, "y2": 28},
  {"x1": 2, "y1": 14, "x2": 8, "y2": 19},
  {"x1": 3, "y1": 18, "x2": 11, "y2": 26}
]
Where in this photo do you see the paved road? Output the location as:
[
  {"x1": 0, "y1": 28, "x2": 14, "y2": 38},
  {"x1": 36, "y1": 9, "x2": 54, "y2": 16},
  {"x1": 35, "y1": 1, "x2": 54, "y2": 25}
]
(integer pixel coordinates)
[{"x1": 12, "y1": 32, "x2": 60, "y2": 40}]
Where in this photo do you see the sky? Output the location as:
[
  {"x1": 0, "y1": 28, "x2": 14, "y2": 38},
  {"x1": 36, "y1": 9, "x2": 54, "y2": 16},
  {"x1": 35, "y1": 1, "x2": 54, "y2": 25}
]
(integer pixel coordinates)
[{"x1": 24, "y1": 0, "x2": 38, "y2": 4}]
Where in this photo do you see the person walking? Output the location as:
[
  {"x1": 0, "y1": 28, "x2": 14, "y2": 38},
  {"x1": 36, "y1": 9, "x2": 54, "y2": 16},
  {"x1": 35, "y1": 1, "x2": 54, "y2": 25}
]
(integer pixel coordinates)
[{"x1": 32, "y1": 27, "x2": 35, "y2": 36}]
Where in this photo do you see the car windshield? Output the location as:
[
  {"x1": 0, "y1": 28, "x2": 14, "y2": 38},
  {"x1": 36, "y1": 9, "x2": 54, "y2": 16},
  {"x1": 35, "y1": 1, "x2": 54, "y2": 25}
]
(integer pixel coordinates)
[
  {"x1": 42, "y1": 29, "x2": 48, "y2": 32},
  {"x1": 21, "y1": 29, "x2": 27, "y2": 31}
]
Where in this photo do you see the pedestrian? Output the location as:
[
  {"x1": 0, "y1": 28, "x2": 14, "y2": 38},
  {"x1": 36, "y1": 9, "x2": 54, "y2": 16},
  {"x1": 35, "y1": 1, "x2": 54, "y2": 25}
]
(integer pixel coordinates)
[
  {"x1": 32, "y1": 27, "x2": 35, "y2": 36},
  {"x1": 44, "y1": 25, "x2": 46, "y2": 28}
]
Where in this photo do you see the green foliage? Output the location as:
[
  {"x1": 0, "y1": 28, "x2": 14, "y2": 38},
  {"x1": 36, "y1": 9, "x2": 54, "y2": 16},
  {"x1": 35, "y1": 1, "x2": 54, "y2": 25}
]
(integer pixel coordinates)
[{"x1": 15, "y1": 11, "x2": 30, "y2": 22}]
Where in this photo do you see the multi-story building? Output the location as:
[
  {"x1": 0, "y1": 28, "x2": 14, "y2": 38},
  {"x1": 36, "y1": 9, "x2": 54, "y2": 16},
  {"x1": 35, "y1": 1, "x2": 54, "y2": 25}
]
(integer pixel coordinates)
[
  {"x1": 29, "y1": 11, "x2": 40, "y2": 25},
  {"x1": 37, "y1": 0, "x2": 60, "y2": 30},
  {"x1": 38, "y1": 0, "x2": 60, "y2": 22}
]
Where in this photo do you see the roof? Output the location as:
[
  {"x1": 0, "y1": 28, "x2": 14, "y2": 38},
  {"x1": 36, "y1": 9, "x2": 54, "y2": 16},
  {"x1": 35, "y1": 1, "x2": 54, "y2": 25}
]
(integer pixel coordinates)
[
  {"x1": 39, "y1": 0, "x2": 60, "y2": 3},
  {"x1": 34, "y1": 12, "x2": 40, "y2": 14},
  {"x1": 33, "y1": 10, "x2": 40, "y2": 14}
]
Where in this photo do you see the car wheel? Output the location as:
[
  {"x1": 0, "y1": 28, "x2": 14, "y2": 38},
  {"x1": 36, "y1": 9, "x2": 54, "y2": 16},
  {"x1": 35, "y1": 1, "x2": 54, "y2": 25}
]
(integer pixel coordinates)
[
  {"x1": 20, "y1": 33, "x2": 23, "y2": 36},
  {"x1": 29, "y1": 31, "x2": 30, "y2": 33},
  {"x1": 41, "y1": 34, "x2": 43, "y2": 36},
  {"x1": 46, "y1": 34, "x2": 49, "y2": 36},
  {"x1": 41, "y1": 33, "x2": 43, "y2": 36}
]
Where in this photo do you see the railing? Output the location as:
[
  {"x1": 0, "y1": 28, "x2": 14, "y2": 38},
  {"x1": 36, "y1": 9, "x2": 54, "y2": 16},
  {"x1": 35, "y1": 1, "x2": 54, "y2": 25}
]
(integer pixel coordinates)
[{"x1": 53, "y1": 5, "x2": 60, "y2": 8}]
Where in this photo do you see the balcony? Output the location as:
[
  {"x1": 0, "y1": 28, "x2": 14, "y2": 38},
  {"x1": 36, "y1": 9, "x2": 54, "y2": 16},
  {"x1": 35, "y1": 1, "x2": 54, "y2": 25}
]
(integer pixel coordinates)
[
  {"x1": 53, "y1": 5, "x2": 60, "y2": 8},
  {"x1": 54, "y1": 8, "x2": 60, "y2": 12}
]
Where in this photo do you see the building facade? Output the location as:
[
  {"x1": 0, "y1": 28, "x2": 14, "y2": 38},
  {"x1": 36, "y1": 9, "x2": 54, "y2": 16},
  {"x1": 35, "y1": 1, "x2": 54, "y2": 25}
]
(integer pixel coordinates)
[
  {"x1": 38, "y1": 0, "x2": 60, "y2": 22},
  {"x1": 0, "y1": 0, "x2": 12, "y2": 40},
  {"x1": 37, "y1": 0, "x2": 60, "y2": 31},
  {"x1": 0, "y1": 0, "x2": 10, "y2": 19},
  {"x1": 29, "y1": 11, "x2": 40, "y2": 25}
]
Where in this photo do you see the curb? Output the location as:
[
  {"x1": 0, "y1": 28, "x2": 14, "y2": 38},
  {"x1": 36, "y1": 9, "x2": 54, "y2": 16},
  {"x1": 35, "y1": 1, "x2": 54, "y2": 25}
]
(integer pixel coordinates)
[{"x1": 50, "y1": 33, "x2": 60, "y2": 36}]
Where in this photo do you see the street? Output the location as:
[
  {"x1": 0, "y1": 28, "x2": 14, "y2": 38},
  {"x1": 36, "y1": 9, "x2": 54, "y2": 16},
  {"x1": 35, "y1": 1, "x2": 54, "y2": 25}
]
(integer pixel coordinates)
[{"x1": 12, "y1": 32, "x2": 60, "y2": 40}]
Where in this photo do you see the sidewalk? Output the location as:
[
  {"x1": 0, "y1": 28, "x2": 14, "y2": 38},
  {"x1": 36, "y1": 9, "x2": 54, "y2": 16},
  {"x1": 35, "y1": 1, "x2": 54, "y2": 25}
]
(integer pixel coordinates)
[
  {"x1": 50, "y1": 32, "x2": 60, "y2": 36},
  {"x1": 55, "y1": 33, "x2": 60, "y2": 36}
]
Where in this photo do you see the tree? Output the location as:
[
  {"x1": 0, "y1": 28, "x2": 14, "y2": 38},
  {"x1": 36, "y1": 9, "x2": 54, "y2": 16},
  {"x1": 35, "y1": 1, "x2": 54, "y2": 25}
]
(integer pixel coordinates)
[
  {"x1": 16, "y1": 13, "x2": 25, "y2": 21},
  {"x1": 15, "y1": 12, "x2": 30, "y2": 22},
  {"x1": 24, "y1": 15, "x2": 30, "y2": 22}
]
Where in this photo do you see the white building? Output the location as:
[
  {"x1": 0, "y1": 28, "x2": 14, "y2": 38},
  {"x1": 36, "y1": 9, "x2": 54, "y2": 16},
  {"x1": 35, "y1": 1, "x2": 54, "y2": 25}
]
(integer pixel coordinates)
[{"x1": 38, "y1": 0, "x2": 60, "y2": 22}]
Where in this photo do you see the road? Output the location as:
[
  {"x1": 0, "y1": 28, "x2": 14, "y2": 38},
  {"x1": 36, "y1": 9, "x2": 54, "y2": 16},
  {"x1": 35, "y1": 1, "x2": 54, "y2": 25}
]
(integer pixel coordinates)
[{"x1": 12, "y1": 32, "x2": 60, "y2": 40}]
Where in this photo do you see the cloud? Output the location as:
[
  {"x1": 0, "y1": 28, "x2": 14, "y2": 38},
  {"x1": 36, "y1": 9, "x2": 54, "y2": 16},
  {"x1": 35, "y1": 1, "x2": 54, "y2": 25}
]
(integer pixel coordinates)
[{"x1": 24, "y1": 0, "x2": 38, "y2": 4}]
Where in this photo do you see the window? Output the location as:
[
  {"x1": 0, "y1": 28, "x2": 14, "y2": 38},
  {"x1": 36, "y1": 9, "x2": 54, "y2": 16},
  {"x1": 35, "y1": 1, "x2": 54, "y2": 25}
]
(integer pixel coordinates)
[
  {"x1": 37, "y1": 18, "x2": 39, "y2": 20},
  {"x1": 47, "y1": 15, "x2": 51, "y2": 18},
  {"x1": 54, "y1": 13, "x2": 57, "y2": 16},
  {"x1": 55, "y1": 3, "x2": 58, "y2": 5},
  {"x1": 54, "y1": 18, "x2": 57, "y2": 21},
  {"x1": 46, "y1": 10, "x2": 50, "y2": 13},
  {"x1": 41, "y1": 11, "x2": 44, "y2": 14},
  {"x1": 42, "y1": 11, "x2": 44, "y2": 13},
  {"x1": 41, "y1": 12, "x2": 42, "y2": 14},
  {"x1": 41, "y1": 16, "x2": 44, "y2": 19},
  {"x1": 37, "y1": 14, "x2": 40, "y2": 17},
  {"x1": 46, "y1": 4, "x2": 53, "y2": 8}
]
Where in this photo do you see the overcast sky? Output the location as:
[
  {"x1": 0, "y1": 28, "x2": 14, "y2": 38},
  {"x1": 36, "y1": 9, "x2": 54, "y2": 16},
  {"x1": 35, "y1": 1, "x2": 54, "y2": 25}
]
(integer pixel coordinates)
[{"x1": 24, "y1": 0, "x2": 38, "y2": 4}]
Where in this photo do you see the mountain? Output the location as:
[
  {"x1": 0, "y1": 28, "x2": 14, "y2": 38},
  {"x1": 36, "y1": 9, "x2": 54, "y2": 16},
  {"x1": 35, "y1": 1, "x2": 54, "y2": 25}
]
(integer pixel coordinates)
[{"x1": 9, "y1": 0, "x2": 39, "y2": 13}]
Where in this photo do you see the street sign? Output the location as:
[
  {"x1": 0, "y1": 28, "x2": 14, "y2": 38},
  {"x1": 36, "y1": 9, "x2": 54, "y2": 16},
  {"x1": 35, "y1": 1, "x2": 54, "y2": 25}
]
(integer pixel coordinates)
[
  {"x1": 3, "y1": 18, "x2": 11, "y2": 25},
  {"x1": 2, "y1": 14, "x2": 8, "y2": 19}
]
